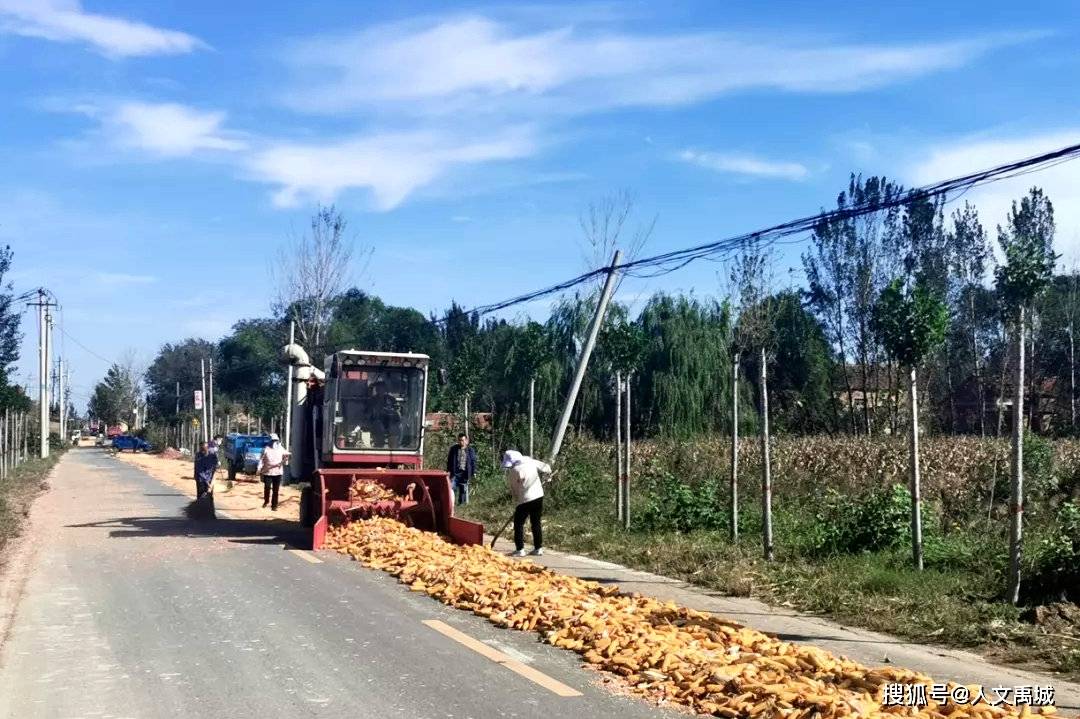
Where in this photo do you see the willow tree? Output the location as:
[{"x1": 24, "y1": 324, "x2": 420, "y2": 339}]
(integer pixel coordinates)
[
  {"x1": 635, "y1": 293, "x2": 735, "y2": 437},
  {"x1": 996, "y1": 187, "x2": 1056, "y2": 604},
  {"x1": 872, "y1": 278, "x2": 948, "y2": 570}
]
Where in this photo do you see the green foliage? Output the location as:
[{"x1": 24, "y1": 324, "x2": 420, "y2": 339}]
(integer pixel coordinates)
[
  {"x1": 872, "y1": 278, "x2": 949, "y2": 369},
  {"x1": 145, "y1": 338, "x2": 218, "y2": 421},
  {"x1": 806, "y1": 484, "x2": 913, "y2": 556},
  {"x1": 1023, "y1": 433, "x2": 1057, "y2": 498},
  {"x1": 638, "y1": 471, "x2": 726, "y2": 533},
  {"x1": 1027, "y1": 502, "x2": 1080, "y2": 601},
  {"x1": 995, "y1": 187, "x2": 1057, "y2": 312},
  {"x1": 88, "y1": 363, "x2": 141, "y2": 425},
  {"x1": 0, "y1": 246, "x2": 21, "y2": 385},
  {"x1": 635, "y1": 294, "x2": 741, "y2": 437}
]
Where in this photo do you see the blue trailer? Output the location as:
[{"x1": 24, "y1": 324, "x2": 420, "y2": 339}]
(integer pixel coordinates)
[{"x1": 222, "y1": 433, "x2": 274, "y2": 481}]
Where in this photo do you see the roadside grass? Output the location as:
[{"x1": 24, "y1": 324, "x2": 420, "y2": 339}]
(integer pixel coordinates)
[
  {"x1": 443, "y1": 434, "x2": 1080, "y2": 680},
  {"x1": 0, "y1": 449, "x2": 66, "y2": 555}
]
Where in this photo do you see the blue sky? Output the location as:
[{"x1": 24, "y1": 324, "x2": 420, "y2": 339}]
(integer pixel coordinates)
[{"x1": 2, "y1": 0, "x2": 1079, "y2": 409}]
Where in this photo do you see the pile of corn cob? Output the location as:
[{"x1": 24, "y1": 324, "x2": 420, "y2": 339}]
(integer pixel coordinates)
[
  {"x1": 350, "y1": 481, "x2": 398, "y2": 503},
  {"x1": 324, "y1": 519, "x2": 1060, "y2": 719}
]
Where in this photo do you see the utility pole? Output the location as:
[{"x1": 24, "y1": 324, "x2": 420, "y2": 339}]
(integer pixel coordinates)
[
  {"x1": 27, "y1": 291, "x2": 57, "y2": 458},
  {"x1": 200, "y1": 358, "x2": 208, "y2": 443},
  {"x1": 528, "y1": 376, "x2": 535, "y2": 457},
  {"x1": 548, "y1": 251, "x2": 622, "y2": 463},
  {"x1": 58, "y1": 357, "x2": 65, "y2": 441},
  {"x1": 285, "y1": 321, "x2": 295, "y2": 452},
  {"x1": 208, "y1": 358, "x2": 215, "y2": 438}
]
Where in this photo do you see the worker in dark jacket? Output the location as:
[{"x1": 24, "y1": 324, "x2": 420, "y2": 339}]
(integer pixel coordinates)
[
  {"x1": 194, "y1": 441, "x2": 218, "y2": 498},
  {"x1": 446, "y1": 433, "x2": 476, "y2": 506}
]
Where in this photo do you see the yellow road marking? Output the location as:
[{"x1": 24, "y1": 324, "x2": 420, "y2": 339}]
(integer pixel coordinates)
[
  {"x1": 423, "y1": 619, "x2": 582, "y2": 697},
  {"x1": 287, "y1": 548, "x2": 322, "y2": 563}
]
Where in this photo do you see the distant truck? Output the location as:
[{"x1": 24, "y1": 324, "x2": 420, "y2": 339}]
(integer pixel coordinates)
[
  {"x1": 106, "y1": 425, "x2": 124, "y2": 439},
  {"x1": 221, "y1": 433, "x2": 274, "y2": 481},
  {"x1": 111, "y1": 435, "x2": 151, "y2": 452}
]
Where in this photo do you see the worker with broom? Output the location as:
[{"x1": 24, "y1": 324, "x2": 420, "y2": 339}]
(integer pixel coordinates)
[
  {"x1": 501, "y1": 450, "x2": 552, "y2": 557},
  {"x1": 193, "y1": 441, "x2": 218, "y2": 499}
]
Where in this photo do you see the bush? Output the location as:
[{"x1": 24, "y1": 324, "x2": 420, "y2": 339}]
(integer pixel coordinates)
[
  {"x1": 807, "y1": 484, "x2": 912, "y2": 556},
  {"x1": 637, "y1": 470, "x2": 727, "y2": 533},
  {"x1": 1026, "y1": 501, "x2": 1080, "y2": 602}
]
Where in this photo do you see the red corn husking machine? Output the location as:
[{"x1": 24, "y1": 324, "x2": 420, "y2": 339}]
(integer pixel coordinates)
[{"x1": 283, "y1": 343, "x2": 484, "y2": 549}]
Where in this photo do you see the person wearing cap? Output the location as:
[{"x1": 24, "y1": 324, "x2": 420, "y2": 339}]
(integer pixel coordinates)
[
  {"x1": 501, "y1": 450, "x2": 552, "y2": 557},
  {"x1": 255, "y1": 433, "x2": 290, "y2": 511}
]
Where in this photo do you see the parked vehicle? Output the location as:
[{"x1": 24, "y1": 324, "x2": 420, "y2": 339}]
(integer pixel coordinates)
[
  {"x1": 221, "y1": 433, "x2": 274, "y2": 481},
  {"x1": 111, "y1": 435, "x2": 151, "y2": 452}
]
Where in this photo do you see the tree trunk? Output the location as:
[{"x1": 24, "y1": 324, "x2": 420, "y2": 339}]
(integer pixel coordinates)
[
  {"x1": 624, "y1": 375, "x2": 632, "y2": 531},
  {"x1": 731, "y1": 353, "x2": 739, "y2": 541},
  {"x1": 1008, "y1": 307, "x2": 1026, "y2": 605},
  {"x1": 946, "y1": 356, "x2": 957, "y2": 434},
  {"x1": 859, "y1": 355, "x2": 872, "y2": 436},
  {"x1": 615, "y1": 371, "x2": 623, "y2": 519},
  {"x1": 908, "y1": 366, "x2": 924, "y2": 570},
  {"x1": 1028, "y1": 319, "x2": 1037, "y2": 431},
  {"x1": 971, "y1": 293, "x2": 985, "y2": 437},
  {"x1": 760, "y1": 346, "x2": 774, "y2": 561},
  {"x1": 996, "y1": 322, "x2": 1009, "y2": 438},
  {"x1": 1070, "y1": 321, "x2": 1076, "y2": 432}
]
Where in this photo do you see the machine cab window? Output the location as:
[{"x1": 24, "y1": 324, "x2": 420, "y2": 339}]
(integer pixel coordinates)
[{"x1": 332, "y1": 364, "x2": 424, "y2": 452}]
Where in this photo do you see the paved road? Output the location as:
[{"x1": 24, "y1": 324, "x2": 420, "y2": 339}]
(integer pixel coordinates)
[{"x1": 0, "y1": 451, "x2": 676, "y2": 718}]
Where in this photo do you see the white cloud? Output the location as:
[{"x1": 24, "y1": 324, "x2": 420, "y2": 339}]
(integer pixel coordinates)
[
  {"x1": 678, "y1": 149, "x2": 808, "y2": 181},
  {"x1": 908, "y1": 129, "x2": 1080, "y2": 264},
  {"x1": 285, "y1": 17, "x2": 1034, "y2": 115},
  {"x1": 107, "y1": 102, "x2": 247, "y2": 157},
  {"x1": 0, "y1": 0, "x2": 202, "y2": 57},
  {"x1": 247, "y1": 127, "x2": 536, "y2": 210}
]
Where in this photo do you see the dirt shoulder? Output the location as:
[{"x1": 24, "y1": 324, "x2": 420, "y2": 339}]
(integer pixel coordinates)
[
  {"x1": 112, "y1": 450, "x2": 301, "y2": 521},
  {"x1": 0, "y1": 449, "x2": 66, "y2": 653}
]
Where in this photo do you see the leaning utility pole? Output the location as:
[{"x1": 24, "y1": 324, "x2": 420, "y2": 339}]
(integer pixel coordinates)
[{"x1": 549, "y1": 250, "x2": 622, "y2": 462}]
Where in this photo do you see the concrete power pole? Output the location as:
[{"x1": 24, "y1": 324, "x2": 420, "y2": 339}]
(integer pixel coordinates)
[
  {"x1": 548, "y1": 250, "x2": 622, "y2": 463},
  {"x1": 208, "y1": 358, "x2": 215, "y2": 438},
  {"x1": 58, "y1": 357, "x2": 65, "y2": 441},
  {"x1": 200, "y1": 358, "x2": 208, "y2": 443},
  {"x1": 35, "y1": 293, "x2": 47, "y2": 458},
  {"x1": 284, "y1": 321, "x2": 295, "y2": 454}
]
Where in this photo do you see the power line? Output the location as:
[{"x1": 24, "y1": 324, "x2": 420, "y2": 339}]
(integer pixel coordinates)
[
  {"x1": 435, "y1": 140, "x2": 1080, "y2": 322},
  {"x1": 60, "y1": 327, "x2": 115, "y2": 366}
]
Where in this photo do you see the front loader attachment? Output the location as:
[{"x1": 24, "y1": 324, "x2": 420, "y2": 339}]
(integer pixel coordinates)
[{"x1": 309, "y1": 468, "x2": 484, "y2": 550}]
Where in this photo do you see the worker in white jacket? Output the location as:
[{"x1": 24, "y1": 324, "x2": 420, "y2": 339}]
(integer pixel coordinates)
[{"x1": 501, "y1": 450, "x2": 552, "y2": 557}]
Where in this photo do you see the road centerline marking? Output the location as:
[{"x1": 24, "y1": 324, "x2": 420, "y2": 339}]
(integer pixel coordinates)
[
  {"x1": 288, "y1": 548, "x2": 322, "y2": 563},
  {"x1": 422, "y1": 619, "x2": 582, "y2": 697}
]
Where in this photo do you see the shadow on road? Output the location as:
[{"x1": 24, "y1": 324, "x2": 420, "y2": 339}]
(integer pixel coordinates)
[{"x1": 65, "y1": 512, "x2": 310, "y2": 548}]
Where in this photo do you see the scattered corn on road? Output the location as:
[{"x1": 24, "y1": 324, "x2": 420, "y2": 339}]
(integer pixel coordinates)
[{"x1": 0, "y1": 450, "x2": 681, "y2": 718}]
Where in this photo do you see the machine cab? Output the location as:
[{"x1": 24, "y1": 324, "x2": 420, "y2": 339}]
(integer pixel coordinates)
[{"x1": 321, "y1": 350, "x2": 430, "y2": 467}]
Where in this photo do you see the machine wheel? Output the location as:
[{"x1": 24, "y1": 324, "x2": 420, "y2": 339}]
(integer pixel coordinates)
[{"x1": 299, "y1": 486, "x2": 314, "y2": 527}]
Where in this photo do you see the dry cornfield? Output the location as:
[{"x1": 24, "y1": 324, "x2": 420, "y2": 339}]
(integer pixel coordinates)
[{"x1": 324, "y1": 518, "x2": 1063, "y2": 719}]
